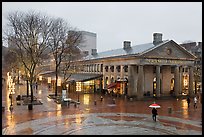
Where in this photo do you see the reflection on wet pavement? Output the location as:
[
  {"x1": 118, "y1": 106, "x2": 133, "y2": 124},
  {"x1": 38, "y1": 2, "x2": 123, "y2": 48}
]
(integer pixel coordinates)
[{"x1": 2, "y1": 83, "x2": 202, "y2": 135}]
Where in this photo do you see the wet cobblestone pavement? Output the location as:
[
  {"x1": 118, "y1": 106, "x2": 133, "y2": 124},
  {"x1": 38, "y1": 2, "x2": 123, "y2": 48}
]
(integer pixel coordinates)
[{"x1": 2, "y1": 83, "x2": 202, "y2": 135}]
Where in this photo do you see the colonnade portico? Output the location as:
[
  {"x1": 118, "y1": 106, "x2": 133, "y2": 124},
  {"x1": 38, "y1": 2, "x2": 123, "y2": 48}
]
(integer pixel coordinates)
[
  {"x1": 124, "y1": 63, "x2": 195, "y2": 99},
  {"x1": 82, "y1": 61, "x2": 195, "y2": 99}
]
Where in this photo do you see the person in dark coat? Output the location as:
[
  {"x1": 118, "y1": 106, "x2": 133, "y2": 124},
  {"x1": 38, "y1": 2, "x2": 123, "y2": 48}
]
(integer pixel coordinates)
[
  {"x1": 152, "y1": 108, "x2": 158, "y2": 122},
  {"x1": 187, "y1": 97, "x2": 191, "y2": 108}
]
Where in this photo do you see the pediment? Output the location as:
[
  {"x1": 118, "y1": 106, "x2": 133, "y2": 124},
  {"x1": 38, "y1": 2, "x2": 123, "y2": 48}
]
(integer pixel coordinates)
[{"x1": 141, "y1": 40, "x2": 196, "y2": 60}]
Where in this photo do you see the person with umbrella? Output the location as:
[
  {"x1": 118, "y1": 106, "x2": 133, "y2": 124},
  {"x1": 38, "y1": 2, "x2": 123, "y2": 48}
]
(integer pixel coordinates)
[
  {"x1": 152, "y1": 108, "x2": 158, "y2": 122},
  {"x1": 149, "y1": 103, "x2": 160, "y2": 122}
]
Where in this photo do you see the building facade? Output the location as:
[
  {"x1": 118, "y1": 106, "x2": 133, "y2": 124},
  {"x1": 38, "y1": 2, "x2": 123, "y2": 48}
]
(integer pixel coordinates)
[
  {"x1": 38, "y1": 33, "x2": 198, "y2": 99},
  {"x1": 74, "y1": 33, "x2": 196, "y2": 99},
  {"x1": 79, "y1": 31, "x2": 97, "y2": 56}
]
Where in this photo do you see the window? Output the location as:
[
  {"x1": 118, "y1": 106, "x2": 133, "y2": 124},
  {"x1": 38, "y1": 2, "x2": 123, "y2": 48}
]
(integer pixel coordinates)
[
  {"x1": 97, "y1": 64, "x2": 100, "y2": 72},
  {"x1": 110, "y1": 66, "x2": 114, "y2": 72},
  {"x1": 116, "y1": 65, "x2": 121, "y2": 72},
  {"x1": 124, "y1": 65, "x2": 128, "y2": 72},
  {"x1": 105, "y1": 66, "x2": 108, "y2": 72},
  {"x1": 101, "y1": 64, "x2": 103, "y2": 72},
  {"x1": 111, "y1": 77, "x2": 114, "y2": 83}
]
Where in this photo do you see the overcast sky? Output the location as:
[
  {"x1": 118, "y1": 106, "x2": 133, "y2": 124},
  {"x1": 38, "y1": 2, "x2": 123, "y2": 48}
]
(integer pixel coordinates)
[{"x1": 2, "y1": 2, "x2": 202, "y2": 52}]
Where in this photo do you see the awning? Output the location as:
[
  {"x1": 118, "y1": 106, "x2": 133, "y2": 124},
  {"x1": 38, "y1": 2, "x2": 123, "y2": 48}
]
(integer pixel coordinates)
[
  {"x1": 39, "y1": 71, "x2": 103, "y2": 82},
  {"x1": 68, "y1": 73, "x2": 103, "y2": 82},
  {"x1": 107, "y1": 83, "x2": 117, "y2": 89}
]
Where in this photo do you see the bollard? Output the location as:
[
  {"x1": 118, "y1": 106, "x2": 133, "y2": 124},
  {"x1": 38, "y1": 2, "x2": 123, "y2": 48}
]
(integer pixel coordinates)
[
  {"x1": 100, "y1": 96, "x2": 103, "y2": 101},
  {"x1": 168, "y1": 107, "x2": 172, "y2": 114},
  {"x1": 94, "y1": 100, "x2": 97, "y2": 105}
]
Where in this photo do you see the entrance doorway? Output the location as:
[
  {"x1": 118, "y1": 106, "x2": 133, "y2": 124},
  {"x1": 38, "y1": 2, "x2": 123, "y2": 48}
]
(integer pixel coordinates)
[
  {"x1": 153, "y1": 78, "x2": 156, "y2": 95},
  {"x1": 170, "y1": 78, "x2": 174, "y2": 95},
  {"x1": 153, "y1": 77, "x2": 161, "y2": 96}
]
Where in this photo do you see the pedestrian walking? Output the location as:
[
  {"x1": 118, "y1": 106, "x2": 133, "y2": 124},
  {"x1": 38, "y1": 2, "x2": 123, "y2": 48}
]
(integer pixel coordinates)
[
  {"x1": 152, "y1": 108, "x2": 158, "y2": 122},
  {"x1": 194, "y1": 96, "x2": 198, "y2": 109},
  {"x1": 187, "y1": 97, "x2": 191, "y2": 108}
]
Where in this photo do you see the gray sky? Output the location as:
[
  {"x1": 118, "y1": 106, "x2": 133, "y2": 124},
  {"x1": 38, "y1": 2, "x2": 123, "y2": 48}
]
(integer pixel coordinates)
[{"x1": 2, "y1": 2, "x2": 202, "y2": 52}]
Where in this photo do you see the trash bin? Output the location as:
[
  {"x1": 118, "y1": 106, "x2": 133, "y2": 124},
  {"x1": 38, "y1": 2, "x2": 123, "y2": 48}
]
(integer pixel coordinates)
[
  {"x1": 28, "y1": 104, "x2": 33, "y2": 110},
  {"x1": 168, "y1": 107, "x2": 172, "y2": 114}
]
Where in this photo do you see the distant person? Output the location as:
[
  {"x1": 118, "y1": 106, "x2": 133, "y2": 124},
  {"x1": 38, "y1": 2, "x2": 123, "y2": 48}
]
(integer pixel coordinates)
[
  {"x1": 194, "y1": 96, "x2": 198, "y2": 109},
  {"x1": 152, "y1": 108, "x2": 158, "y2": 122},
  {"x1": 187, "y1": 97, "x2": 191, "y2": 108}
]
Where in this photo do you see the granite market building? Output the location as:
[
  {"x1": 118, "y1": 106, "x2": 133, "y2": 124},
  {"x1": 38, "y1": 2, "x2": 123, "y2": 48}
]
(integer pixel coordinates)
[{"x1": 39, "y1": 33, "x2": 197, "y2": 99}]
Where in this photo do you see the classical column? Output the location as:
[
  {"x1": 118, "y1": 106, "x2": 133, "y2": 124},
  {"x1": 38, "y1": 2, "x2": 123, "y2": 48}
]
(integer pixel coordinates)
[
  {"x1": 98, "y1": 64, "x2": 101, "y2": 73},
  {"x1": 87, "y1": 65, "x2": 90, "y2": 72},
  {"x1": 99, "y1": 77, "x2": 102, "y2": 93},
  {"x1": 114, "y1": 65, "x2": 117, "y2": 82},
  {"x1": 189, "y1": 66, "x2": 194, "y2": 97},
  {"x1": 179, "y1": 66, "x2": 183, "y2": 94},
  {"x1": 128, "y1": 65, "x2": 133, "y2": 96},
  {"x1": 174, "y1": 65, "x2": 180, "y2": 97},
  {"x1": 120, "y1": 65, "x2": 124, "y2": 94},
  {"x1": 156, "y1": 65, "x2": 161, "y2": 97},
  {"x1": 103, "y1": 65, "x2": 106, "y2": 89},
  {"x1": 137, "y1": 65, "x2": 144, "y2": 99},
  {"x1": 108, "y1": 66, "x2": 111, "y2": 84}
]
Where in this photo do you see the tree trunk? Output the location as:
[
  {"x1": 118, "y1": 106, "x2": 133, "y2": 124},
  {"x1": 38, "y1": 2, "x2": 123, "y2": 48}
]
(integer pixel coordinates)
[
  {"x1": 55, "y1": 65, "x2": 58, "y2": 97},
  {"x1": 30, "y1": 83, "x2": 34, "y2": 102},
  {"x1": 27, "y1": 80, "x2": 29, "y2": 97}
]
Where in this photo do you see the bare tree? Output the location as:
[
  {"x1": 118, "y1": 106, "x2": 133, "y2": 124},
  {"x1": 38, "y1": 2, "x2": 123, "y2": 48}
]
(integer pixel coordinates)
[
  {"x1": 4, "y1": 11, "x2": 52, "y2": 109},
  {"x1": 47, "y1": 18, "x2": 84, "y2": 96},
  {"x1": 47, "y1": 17, "x2": 69, "y2": 96},
  {"x1": 60, "y1": 30, "x2": 84, "y2": 89}
]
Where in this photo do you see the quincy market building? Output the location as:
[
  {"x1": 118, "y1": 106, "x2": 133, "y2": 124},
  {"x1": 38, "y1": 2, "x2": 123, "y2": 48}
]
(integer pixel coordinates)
[{"x1": 39, "y1": 33, "x2": 196, "y2": 99}]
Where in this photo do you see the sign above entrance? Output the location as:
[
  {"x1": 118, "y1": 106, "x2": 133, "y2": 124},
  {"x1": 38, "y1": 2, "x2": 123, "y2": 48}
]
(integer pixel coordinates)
[{"x1": 141, "y1": 59, "x2": 194, "y2": 66}]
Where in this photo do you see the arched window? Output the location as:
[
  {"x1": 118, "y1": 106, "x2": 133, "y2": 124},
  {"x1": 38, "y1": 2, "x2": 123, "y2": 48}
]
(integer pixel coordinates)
[
  {"x1": 124, "y1": 65, "x2": 128, "y2": 72},
  {"x1": 111, "y1": 77, "x2": 114, "y2": 83},
  {"x1": 105, "y1": 66, "x2": 108, "y2": 72},
  {"x1": 110, "y1": 66, "x2": 114, "y2": 72},
  {"x1": 116, "y1": 66, "x2": 121, "y2": 72}
]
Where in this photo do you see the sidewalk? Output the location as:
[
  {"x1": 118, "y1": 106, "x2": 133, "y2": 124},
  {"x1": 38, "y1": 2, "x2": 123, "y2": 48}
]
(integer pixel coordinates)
[{"x1": 2, "y1": 82, "x2": 202, "y2": 135}]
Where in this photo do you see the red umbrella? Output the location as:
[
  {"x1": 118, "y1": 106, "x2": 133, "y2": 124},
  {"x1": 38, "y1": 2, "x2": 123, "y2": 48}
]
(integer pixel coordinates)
[{"x1": 149, "y1": 103, "x2": 161, "y2": 108}]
